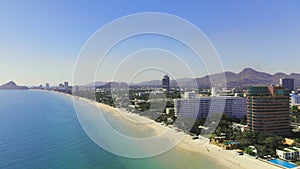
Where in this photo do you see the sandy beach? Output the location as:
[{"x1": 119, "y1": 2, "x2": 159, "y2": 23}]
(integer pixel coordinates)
[
  {"x1": 178, "y1": 136, "x2": 280, "y2": 169},
  {"x1": 57, "y1": 91, "x2": 280, "y2": 169}
]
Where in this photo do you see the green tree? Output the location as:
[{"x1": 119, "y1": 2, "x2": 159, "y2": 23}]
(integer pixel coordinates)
[{"x1": 240, "y1": 115, "x2": 247, "y2": 125}]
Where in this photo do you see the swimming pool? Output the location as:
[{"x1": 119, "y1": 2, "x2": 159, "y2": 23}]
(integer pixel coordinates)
[{"x1": 269, "y1": 159, "x2": 297, "y2": 168}]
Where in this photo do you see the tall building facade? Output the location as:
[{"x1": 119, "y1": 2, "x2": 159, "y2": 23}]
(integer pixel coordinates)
[
  {"x1": 45, "y1": 83, "x2": 49, "y2": 90},
  {"x1": 162, "y1": 75, "x2": 170, "y2": 93},
  {"x1": 280, "y1": 78, "x2": 294, "y2": 92},
  {"x1": 174, "y1": 95, "x2": 247, "y2": 119},
  {"x1": 64, "y1": 81, "x2": 69, "y2": 90},
  {"x1": 247, "y1": 86, "x2": 290, "y2": 135}
]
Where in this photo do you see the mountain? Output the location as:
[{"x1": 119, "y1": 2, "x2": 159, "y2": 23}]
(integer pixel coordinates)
[
  {"x1": 0, "y1": 81, "x2": 28, "y2": 90},
  {"x1": 196, "y1": 68, "x2": 300, "y2": 88},
  {"x1": 100, "y1": 82, "x2": 129, "y2": 89},
  {"x1": 90, "y1": 68, "x2": 300, "y2": 89},
  {"x1": 138, "y1": 80, "x2": 161, "y2": 86},
  {"x1": 192, "y1": 68, "x2": 299, "y2": 88},
  {"x1": 136, "y1": 68, "x2": 300, "y2": 89}
]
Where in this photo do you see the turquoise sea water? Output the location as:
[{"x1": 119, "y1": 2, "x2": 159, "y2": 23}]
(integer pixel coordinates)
[{"x1": 0, "y1": 90, "x2": 221, "y2": 169}]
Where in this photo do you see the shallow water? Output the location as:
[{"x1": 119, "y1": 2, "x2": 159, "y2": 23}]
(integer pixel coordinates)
[{"x1": 0, "y1": 90, "x2": 221, "y2": 169}]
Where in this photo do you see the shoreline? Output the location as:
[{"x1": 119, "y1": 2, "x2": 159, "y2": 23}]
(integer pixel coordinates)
[{"x1": 52, "y1": 90, "x2": 280, "y2": 169}]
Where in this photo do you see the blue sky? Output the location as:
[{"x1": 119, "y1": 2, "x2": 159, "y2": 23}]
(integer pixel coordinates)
[{"x1": 0, "y1": 0, "x2": 300, "y2": 85}]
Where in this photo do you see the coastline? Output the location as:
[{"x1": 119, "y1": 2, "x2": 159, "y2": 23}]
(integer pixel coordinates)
[{"x1": 53, "y1": 90, "x2": 280, "y2": 169}]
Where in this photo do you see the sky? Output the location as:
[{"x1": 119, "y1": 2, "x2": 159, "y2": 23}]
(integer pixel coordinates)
[{"x1": 0, "y1": 0, "x2": 300, "y2": 85}]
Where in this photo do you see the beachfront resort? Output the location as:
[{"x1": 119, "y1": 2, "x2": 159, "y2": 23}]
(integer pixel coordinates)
[{"x1": 37, "y1": 75, "x2": 300, "y2": 169}]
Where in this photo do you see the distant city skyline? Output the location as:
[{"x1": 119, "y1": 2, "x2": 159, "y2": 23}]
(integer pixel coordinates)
[{"x1": 1, "y1": 1, "x2": 300, "y2": 85}]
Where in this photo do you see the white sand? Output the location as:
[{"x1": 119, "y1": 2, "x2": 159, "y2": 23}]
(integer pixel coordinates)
[{"x1": 178, "y1": 136, "x2": 280, "y2": 169}]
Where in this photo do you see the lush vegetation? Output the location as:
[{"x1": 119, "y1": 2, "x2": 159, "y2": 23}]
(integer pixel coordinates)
[
  {"x1": 236, "y1": 131, "x2": 285, "y2": 157},
  {"x1": 291, "y1": 105, "x2": 300, "y2": 123},
  {"x1": 95, "y1": 92, "x2": 115, "y2": 107},
  {"x1": 174, "y1": 114, "x2": 286, "y2": 157}
]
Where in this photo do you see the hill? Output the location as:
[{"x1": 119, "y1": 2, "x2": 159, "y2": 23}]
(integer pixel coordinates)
[{"x1": 0, "y1": 81, "x2": 28, "y2": 90}]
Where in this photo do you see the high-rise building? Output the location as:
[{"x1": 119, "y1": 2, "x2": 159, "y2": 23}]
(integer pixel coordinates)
[
  {"x1": 162, "y1": 75, "x2": 170, "y2": 93},
  {"x1": 247, "y1": 86, "x2": 290, "y2": 136},
  {"x1": 64, "y1": 82, "x2": 69, "y2": 90},
  {"x1": 280, "y1": 78, "x2": 294, "y2": 92},
  {"x1": 45, "y1": 83, "x2": 49, "y2": 90},
  {"x1": 58, "y1": 83, "x2": 64, "y2": 90},
  {"x1": 174, "y1": 95, "x2": 247, "y2": 119}
]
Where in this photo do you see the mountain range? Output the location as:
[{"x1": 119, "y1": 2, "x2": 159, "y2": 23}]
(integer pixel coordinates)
[
  {"x1": 90, "y1": 68, "x2": 300, "y2": 89},
  {"x1": 193, "y1": 68, "x2": 300, "y2": 88}
]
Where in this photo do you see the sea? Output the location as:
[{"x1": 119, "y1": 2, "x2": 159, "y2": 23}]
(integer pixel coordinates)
[{"x1": 0, "y1": 90, "x2": 221, "y2": 169}]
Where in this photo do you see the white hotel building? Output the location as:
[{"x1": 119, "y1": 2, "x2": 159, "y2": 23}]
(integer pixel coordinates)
[
  {"x1": 290, "y1": 93, "x2": 300, "y2": 106},
  {"x1": 174, "y1": 92, "x2": 247, "y2": 119},
  {"x1": 276, "y1": 147, "x2": 300, "y2": 161}
]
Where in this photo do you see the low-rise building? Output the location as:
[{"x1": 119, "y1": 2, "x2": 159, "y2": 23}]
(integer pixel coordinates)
[
  {"x1": 291, "y1": 93, "x2": 300, "y2": 106},
  {"x1": 232, "y1": 122, "x2": 247, "y2": 132},
  {"x1": 276, "y1": 147, "x2": 300, "y2": 161},
  {"x1": 184, "y1": 91, "x2": 197, "y2": 99},
  {"x1": 166, "y1": 107, "x2": 175, "y2": 114}
]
